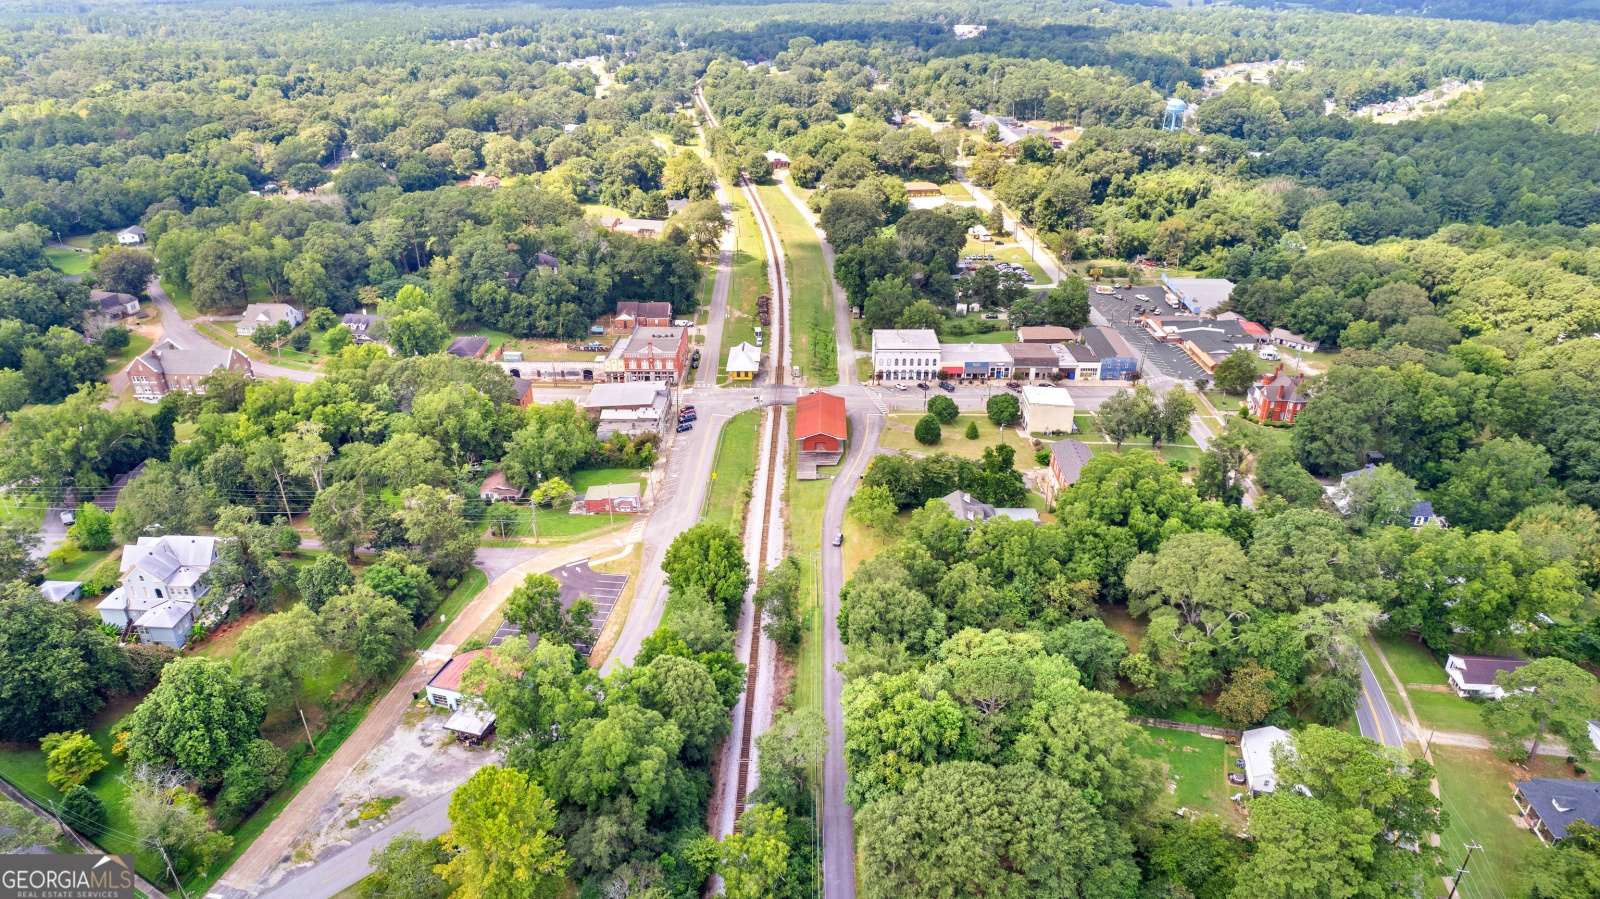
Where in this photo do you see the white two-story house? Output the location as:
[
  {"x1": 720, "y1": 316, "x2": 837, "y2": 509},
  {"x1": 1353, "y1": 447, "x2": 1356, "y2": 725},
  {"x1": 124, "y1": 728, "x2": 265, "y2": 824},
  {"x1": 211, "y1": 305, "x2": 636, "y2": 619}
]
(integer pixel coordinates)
[{"x1": 96, "y1": 536, "x2": 218, "y2": 649}]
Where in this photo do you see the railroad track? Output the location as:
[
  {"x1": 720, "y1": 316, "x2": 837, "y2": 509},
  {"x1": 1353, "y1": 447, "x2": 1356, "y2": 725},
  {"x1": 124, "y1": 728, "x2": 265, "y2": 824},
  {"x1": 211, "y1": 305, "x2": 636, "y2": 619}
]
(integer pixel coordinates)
[{"x1": 697, "y1": 80, "x2": 792, "y2": 823}]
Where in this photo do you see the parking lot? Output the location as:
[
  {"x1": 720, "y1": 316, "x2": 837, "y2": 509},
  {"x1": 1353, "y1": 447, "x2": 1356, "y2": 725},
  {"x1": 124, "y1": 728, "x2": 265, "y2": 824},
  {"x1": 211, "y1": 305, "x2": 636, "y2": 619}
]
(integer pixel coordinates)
[
  {"x1": 1086, "y1": 284, "x2": 1210, "y2": 382},
  {"x1": 551, "y1": 559, "x2": 630, "y2": 628}
]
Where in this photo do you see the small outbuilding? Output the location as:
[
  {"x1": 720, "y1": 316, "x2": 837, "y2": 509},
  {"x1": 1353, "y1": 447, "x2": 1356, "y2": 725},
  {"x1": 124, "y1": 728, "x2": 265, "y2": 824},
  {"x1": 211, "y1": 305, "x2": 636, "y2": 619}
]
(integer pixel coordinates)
[
  {"x1": 425, "y1": 649, "x2": 492, "y2": 710},
  {"x1": 39, "y1": 581, "x2": 82, "y2": 603},
  {"x1": 1240, "y1": 725, "x2": 1293, "y2": 794},
  {"x1": 447, "y1": 336, "x2": 490, "y2": 359},
  {"x1": 584, "y1": 482, "x2": 641, "y2": 514}
]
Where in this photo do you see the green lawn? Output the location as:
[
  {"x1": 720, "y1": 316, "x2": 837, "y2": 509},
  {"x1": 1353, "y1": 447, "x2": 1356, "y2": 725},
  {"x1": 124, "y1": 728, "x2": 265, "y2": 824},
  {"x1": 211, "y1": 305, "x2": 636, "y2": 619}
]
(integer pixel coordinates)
[
  {"x1": 1372, "y1": 633, "x2": 1448, "y2": 686},
  {"x1": 44, "y1": 547, "x2": 112, "y2": 582},
  {"x1": 195, "y1": 322, "x2": 317, "y2": 372},
  {"x1": 1135, "y1": 726, "x2": 1242, "y2": 824},
  {"x1": 879, "y1": 412, "x2": 1019, "y2": 461},
  {"x1": 101, "y1": 330, "x2": 154, "y2": 378},
  {"x1": 569, "y1": 468, "x2": 648, "y2": 493},
  {"x1": 158, "y1": 277, "x2": 199, "y2": 319},
  {"x1": 414, "y1": 568, "x2": 488, "y2": 649},
  {"x1": 703, "y1": 409, "x2": 761, "y2": 531},
  {"x1": 787, "y1": 416, "x2": 830, "y2": 719},
  {"x1": 1408, "y1": 689, "x2": 1492, "y2": 737},
  {"x1": 940, "y1": 182, "x2": 972, "y2": 200},
  {"x1": 756, "y1": 184, "x2": 836, "y2": 386},
  {"x1": 47, "y1": 248, "x2": 92, "y2": 276},
  {"x1": 1432, "y1": 744, "x2": 1553, "y2": 896},
  {"x1": 721, "y1": 197, "x2": 768, "y2": 376},
  {"x1": 940, "y1": 328, "x2": 1012, "y2": 344}
]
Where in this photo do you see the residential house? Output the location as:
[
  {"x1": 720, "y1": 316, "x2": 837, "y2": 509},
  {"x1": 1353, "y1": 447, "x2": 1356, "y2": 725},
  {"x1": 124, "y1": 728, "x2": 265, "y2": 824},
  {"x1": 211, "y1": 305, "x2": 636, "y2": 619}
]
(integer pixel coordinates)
[
  {"x1": 1004, "y1": 343, "x2": 1061, "y2": 380},
  {"x1": 904, "y1": 181, "x2": 942, "y2": 198},
  {"x1": 96, "y1": 535, "x2": 219, "y2": 648},
  {"x1": 609, "y1": 326, "x2": 690, "y2": 383},
  {"x1": 941, "y1": 490, "x2": 1039, "y2": 524},
  {"x1": 613, "y1": 301, "x2": 674, "y2": 331},
  {"x1": 40, "y1": 581, "x2": 82, "y2": 602},
  {"x1": 127, "y1": 338, "x2": 252, "y2": 402},
  {"x1": 599, "y1": 216, "x2": 667, "y2": 238},
  {"x1": 968, "y1": 224, "x2": 992, "y2": 242},
  {"x1": 795, "y1": 391, "x2": 847, "y2": 454},
  {"x1": 727, "y1": 342, "x2": 761, "y2": 381},
  {"x1": 92, "y1": 290, "x2": 141, "y2": 319},
  {"x1": 1240, "y1": 725, "x2": 1293, "y2": 794},
  {"x1": 1445, "y1": 655, "x2": 1527, "y2": 698},
  {"x1": 447, "y1": 336, "x2": 490, "y2": 359},
  {"x1": 871, "y1": 329, "x2": 940, "y2": 382},
  {"x1": 90, "y1": 462, "x2": 146, "y2": 512},
  {"x1": 467, "y1": 173, "x2": 502, "y2": 188},
  {"x1": 1049, "y1": 438, "x2": 1095, "y2": 493},
  {"x1": 341, "y1": 313, "x2": 386, "y2": 344},
  {"x1": 425, "y1": 649, "x2": 493, "y2": 709},
  {"x1": 1161, "y1": 276, "x2": 1235, "y2": 315},
  {"x1": 1409, "y1": 501, "x2": 1445, "y2": 529},
  {"x1": 952, "y1": 23, "x2": 987, "y2": 38},
  {"x1": 235, "y1": 303, "x2": 304, "y2": 336},
  {"x1": 479, "y1": 471, "x2": 524, "y2": 503},
  {"x1": 116, "y1": 226, "x2": 146, "y2": 246},
  {"x1": 1515, "y1": 779, "x2": 1600, "y2": 843},
  {"x1": 584, "y1": 482, "x2": 641, "y2": 514},
  {"x1": 940, "y1": 342, "x2": 1012, "y2": 380},
  {"x1": 512, "y1": 377, "x2": 535, "y2": 409},
  {"x1": 1016, "y1": 326, "x2": 1077, "y2": 343},
  {"x1": 1247, "y1": 366, "x2": 1309, "y2": 423},
  {"x1": 535, "y1": 251, "x2": 560, "y2": 272},
  {"x1": 1270, "y1": 328, "x2": 1320, "y2": 353},
  {"x1": 1019, "y1": 384, "x2": 1076, "y2": 433},
  {"x1": 583, "y1": 382, "x2": 670, "y2": 437},
  {"x1": 764, "y1": 150, "x2": 791, "y2": 169}
]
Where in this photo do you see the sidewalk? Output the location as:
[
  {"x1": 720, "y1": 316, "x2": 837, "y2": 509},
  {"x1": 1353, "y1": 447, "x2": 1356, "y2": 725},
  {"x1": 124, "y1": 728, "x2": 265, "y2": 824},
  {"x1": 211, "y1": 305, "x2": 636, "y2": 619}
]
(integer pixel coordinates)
[{"x1": 213, "y1": 526, "x2": 640, "y2": 895}]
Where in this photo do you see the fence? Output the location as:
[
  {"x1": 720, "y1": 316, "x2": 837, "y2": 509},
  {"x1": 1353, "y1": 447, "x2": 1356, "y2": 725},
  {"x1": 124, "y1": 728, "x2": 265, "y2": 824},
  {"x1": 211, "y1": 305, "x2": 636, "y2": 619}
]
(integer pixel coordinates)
[{"x1": 1128, "y1": 716, "x2": 1242, "y2": 740}]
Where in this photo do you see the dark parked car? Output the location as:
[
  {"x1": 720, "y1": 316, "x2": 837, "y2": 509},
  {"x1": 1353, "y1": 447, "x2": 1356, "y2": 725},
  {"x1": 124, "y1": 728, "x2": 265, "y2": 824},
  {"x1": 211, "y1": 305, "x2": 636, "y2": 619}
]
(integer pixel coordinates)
[
  {"x1": 1006, "y1": 381, "x2": 1021, "y2": 389},
  {"x1": 939, "y1": 381, "x2": 956, "y2": 392},
  {"x1": 676, "y1": 422, "x2": 694, "y2": 433},
  {"x1": 917, "y1": 382, "x2": 929, "y2": 390},
  {"x1": 983, "y1": 313, "x2": 1000, "y2": 320}
]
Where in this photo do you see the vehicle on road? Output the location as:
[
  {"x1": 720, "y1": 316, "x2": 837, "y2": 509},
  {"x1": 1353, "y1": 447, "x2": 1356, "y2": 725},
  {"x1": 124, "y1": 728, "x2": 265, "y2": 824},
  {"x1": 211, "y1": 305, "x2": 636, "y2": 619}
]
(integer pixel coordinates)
[
  {"x1": 939, "y1": 381, "x2": 956, "y2": 392},
  {"x1": 832, "y1": 532, "x2": 843, "y2": 547},
  {"x1": 983, "y1": 313, "x2": 999, "y2": 319},
  {"x1": 682, "y1": 405, "x2": 696, "y2": 412},
  {"x1": 676, "y1": 422, "x2": 694, "y2": 432},
  {"x1": 59, "y1": 510, "x2": 74, "y2": 526}
]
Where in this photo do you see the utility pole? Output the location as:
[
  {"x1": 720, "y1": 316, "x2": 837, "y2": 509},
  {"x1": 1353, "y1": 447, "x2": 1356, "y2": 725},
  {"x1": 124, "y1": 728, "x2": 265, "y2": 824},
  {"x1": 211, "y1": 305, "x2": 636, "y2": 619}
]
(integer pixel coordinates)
[
  {"x1": 161, "y1": 847, "x2": 190, "y2": 899},
  {"x1": 1444, "y1": 841, "x2": 1482, "y2": 899}
]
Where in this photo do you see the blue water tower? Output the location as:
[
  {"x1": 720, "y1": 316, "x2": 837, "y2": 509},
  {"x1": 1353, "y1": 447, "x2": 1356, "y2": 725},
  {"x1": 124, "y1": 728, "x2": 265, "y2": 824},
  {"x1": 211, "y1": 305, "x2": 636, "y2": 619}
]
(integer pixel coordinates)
[{"x1": 1162, "y1": 97, "x2": 1187, "y2": 131}]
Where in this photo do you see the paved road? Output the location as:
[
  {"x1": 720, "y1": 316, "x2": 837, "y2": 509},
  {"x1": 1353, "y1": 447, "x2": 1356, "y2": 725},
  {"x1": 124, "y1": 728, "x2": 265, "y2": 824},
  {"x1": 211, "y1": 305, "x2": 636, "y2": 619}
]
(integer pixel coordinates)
[
  {"x1": 145, "y1": 277, "x2": 316, "y2": 384},
  {"x1": 247, "y1": 793, "x2": 452, "y2": 899},
  {"x1": 695, "y1": 120, "x2": 734, "y2": 389},
  {"x1": 774, "y1": 172, "x2": 857, "y2": 387},
  {"x1": 1356, "y1": 654, "x2": 1407, "y2": 750}
]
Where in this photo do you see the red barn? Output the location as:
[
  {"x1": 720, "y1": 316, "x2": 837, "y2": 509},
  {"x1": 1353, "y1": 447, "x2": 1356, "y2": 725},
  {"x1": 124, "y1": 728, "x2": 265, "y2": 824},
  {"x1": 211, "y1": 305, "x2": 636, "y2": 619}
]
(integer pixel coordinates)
[{"x1": 795, "y1": 391, "x2": 847, "y2": 453}]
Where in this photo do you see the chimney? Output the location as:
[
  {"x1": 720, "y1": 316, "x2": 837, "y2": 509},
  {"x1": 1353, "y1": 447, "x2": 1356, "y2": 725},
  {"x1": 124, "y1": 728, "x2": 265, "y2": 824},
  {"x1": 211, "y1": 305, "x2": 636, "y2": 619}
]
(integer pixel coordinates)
[{"x1": 1277, "y1": 386, "x2": 1285, "y2": 400}]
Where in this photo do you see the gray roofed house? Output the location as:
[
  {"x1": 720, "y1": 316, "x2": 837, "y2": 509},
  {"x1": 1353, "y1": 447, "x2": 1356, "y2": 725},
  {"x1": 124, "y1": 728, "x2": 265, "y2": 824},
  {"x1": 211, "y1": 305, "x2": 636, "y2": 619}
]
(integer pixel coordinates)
[
  {"x1": 96, "y1": 535, "x2": 219, "y2": 648},
  {"x1": 1240, "y1": 725, "x2": 1293, "y2": 794},
  {"x1": 1049, "y1": 438, "x2": 1095, "y2": 492},
  {"x1": 1516, "y1": 778, "x2": 1600, "y2": 842},
  {"x1": 39, "y1": 581, "x2": 82, "y2": 602},
  {"x1": 127, "y1": 338, "x2": 252, "y2": 402},
  {"x1": 235, "y1": 303, "x2": 305, "y2": 336},
  {"x1": 342, "y1": 313, "x2": 386, "y2": 343},
  {"x1": 117, "y1": 225, "x2": 146, "y2": 245},
  {"x1": 92, "y1": 290, "x2": 141, "y2": 318},
  {"x1": 1445, "y1": 655, "x2": 1528, "y2": 698},
  {"x1": 447, "y1": 336, "x2": 490, "y2": 359},
  {"x1": 941, "y1": 490, "x2": 1040, "y2": 525}
]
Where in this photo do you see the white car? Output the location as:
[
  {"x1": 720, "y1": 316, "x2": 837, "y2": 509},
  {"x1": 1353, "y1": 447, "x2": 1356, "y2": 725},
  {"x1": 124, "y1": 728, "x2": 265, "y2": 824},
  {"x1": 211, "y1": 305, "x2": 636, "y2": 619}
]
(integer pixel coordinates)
[
  {"x1": 894, "y1": 383, "x2": 908, "y2": 391},
  {"x1": 59, "y1": 510, "x2": 74, "y2": 526}
]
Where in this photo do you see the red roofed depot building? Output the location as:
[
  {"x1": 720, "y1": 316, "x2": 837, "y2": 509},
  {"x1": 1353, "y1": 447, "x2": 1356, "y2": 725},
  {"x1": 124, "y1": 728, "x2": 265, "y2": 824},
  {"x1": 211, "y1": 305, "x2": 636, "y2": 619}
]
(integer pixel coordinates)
[
  {"x1": 1246, "y1": 365, "x2": 1309, "y2": 424},
  {"x1": 795, "y1": 390, "x2": 847, "y2": 479},
  {"x1": 796, "y1": 391, "x2": 847, "y2": 453}
]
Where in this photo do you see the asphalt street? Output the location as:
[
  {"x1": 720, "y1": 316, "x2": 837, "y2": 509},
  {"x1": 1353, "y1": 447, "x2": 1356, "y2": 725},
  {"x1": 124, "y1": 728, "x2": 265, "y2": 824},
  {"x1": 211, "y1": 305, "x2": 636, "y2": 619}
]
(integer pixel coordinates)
[
  {"x1": 145, "y1": 277, "x2": 316, "y2": 384},
  {"x1": 248, "y1": 793, "x2": 453, "y2": 899},
  {"x1": 1356, "y1": 654, "x2": 1407, "y2": 750}
]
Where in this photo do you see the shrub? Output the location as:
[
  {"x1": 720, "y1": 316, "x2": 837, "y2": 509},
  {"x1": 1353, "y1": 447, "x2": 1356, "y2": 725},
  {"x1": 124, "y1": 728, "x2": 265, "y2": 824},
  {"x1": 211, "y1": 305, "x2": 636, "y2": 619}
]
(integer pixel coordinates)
[
  {"x1": 914, "y1": 414, "x2": 941, "y2": 445},
  {"x1": 82, "y1": 555, "x2": 122, "y2": 596},
  {"x1": 1035, "y1": 448, "x2": 1051, "y2": 466},
  {"x1": 100, "y1": 326, "x2": 130, "y2": 353},
  {"x1": 308, "y1": 307, "x2": 339, "y2": 330},
  {"x1": 41, "y1": 731, "x2": 105, "y2": 791},
  {"x1": 45, "y1": 541, "x2": 81, "y2": 573},
  {"x1": 288, "y1": 329, "x2": 311, "y2": 351},
  {"x1": 67, "y1": 503, "x2": 113, "y2": 551},
  {"x1": 59, "y1": 786, "x2": 106, "y2": 839},
  {"x1": 965, "y1": 422, "x2": 980, "y2": 440}
]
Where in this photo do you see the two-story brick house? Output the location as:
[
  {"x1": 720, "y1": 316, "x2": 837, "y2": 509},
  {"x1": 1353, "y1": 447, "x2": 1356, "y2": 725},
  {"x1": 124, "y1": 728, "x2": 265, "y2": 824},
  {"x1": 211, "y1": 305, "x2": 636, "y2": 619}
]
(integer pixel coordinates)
[
  {"x1": 1246, "y1": 366, "x2": 1309, "y2": 423},
  {"x1": 96, "y1": 535, "x2": 218, "y2": 648},
  {"x1": 127, "y1": 339, "x2": 253, "y2": 402}
]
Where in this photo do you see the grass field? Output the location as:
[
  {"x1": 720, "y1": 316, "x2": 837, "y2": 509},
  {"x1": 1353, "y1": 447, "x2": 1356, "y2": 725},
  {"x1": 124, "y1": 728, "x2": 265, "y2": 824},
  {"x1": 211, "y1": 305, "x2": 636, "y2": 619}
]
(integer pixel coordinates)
[
  {"x1": 940, "y1": 182, "x2": 972, "y2": 200},
  {"x1": 879, "y1": 412, "x2": 1020, "y2": 460},
  {"x1": 158, "y1": 277, "x2": 199, "y2": 319},
  {"x1": 1136, "y1": 726, "x2": 1243, "y2": 824},
  {"x1": 787, "y1": 413, "x2": 830, "y2": 717},
  {"x1": 47, "y1": 248, "x2": 92, "y2": 276},
  {"x1": 100, "y1": 330, "x2": 154, "y2": 378},
  {"x1": 414, "y1": 568, "x2": 488, "y2": 649},
  {"x1": 756, "y1": 184, "x2": 836, "y2": 386},
  {"x1": 1409, "y1": 689, "x2": 1492, "y2": 736},
  {"x1": 1432, "y1": 744, "x2": 1562, "y2": 898},
  {"x1": 43, "y1": 547, "x2": 112, "y2": 582},
  {"x1": 703, "y1": 409, "x2": 761, "y2": 532},
  {"x1": 722, "y1": 196, "x2": 769, "y2": 376},
  {"x1": 941, "y1": 328, "x2": 1012, "y2": 344},
  {"x1": 1374, "y1": 633, "x2": 1448, "y2": 685}
]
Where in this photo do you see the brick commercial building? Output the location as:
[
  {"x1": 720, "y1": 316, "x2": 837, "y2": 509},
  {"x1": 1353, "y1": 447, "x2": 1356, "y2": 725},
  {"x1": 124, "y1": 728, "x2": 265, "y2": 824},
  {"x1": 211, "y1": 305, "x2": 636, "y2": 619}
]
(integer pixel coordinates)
[
  {"x1": 613, "y1": 301, "x2": 674, "y2": 331},
  {"x1": 795, "y1": 391, "x2": 847, "y2": 453},
  {"x1": 608, "y1": 326, "x2": 690, "y2": 383},
  {"x1": 128, "y1": 338, "x2": 252, "y2": 402}
]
